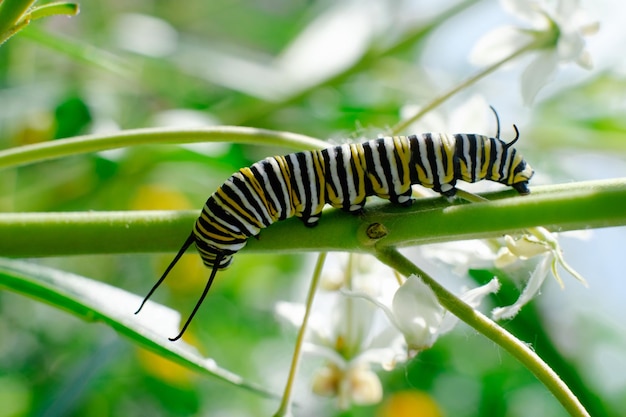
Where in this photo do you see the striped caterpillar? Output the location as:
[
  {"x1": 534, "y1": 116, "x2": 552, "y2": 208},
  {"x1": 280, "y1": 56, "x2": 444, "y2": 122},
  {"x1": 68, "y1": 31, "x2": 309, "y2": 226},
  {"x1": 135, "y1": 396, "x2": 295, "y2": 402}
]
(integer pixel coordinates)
[{"x1": 136, "y1": 119, "x2": 534, "y2": 340}]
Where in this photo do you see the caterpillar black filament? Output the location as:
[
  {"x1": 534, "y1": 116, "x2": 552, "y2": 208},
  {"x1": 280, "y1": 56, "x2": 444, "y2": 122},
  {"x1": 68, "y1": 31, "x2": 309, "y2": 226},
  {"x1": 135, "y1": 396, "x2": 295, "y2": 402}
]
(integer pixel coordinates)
[{"x1": 136, "y1": 117, "x2": 534, "y2": 341}]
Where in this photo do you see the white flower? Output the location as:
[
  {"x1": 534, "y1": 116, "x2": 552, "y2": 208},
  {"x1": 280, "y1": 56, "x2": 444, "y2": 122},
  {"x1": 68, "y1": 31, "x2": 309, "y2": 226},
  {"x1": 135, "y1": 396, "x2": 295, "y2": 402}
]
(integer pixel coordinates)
[
  {"x1": 492, "y1": 227, "x2": 588, "y2": 320},
  {"x1": 275, "y1": 294, "x2": 400, "y2": 408},
  {"x1": 470, "y1": 0, "x2": 599, "y2": 104},
  {"x1": 275, "y1": 254, "x2": 406, "y2": 409},
  {"x1": 311, "y1": 362, "x2": 383, "y2": 408},
  {"x1": 348, "y1": 275, "x2": 500, "y2": 353}
]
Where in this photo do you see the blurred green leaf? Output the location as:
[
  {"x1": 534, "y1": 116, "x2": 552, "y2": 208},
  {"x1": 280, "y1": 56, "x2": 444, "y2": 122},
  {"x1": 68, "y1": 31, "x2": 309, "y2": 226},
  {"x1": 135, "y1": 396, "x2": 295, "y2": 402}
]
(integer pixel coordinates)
[
  {"x1": 54, "y1": 94, "x2": 92, "y2": 138},
  {"x1": 0, "y1": 0, "x2": 36, "y2": 45},
  {"x1": 0, "y1": 258, "x2": 278, "y2": 399},
  {"x1": 0, "y1": 0, "x2": 78, "y2": 46},
  {"x1": 26, "y1": 2, "x2": 79, "y2": 21}
]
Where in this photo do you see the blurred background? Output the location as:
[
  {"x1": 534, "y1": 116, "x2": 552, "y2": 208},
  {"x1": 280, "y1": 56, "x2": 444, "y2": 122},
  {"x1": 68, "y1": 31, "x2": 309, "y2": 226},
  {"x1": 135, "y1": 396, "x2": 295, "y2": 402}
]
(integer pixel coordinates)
[{"x1": 0, "y1": 0, "x2": 625, "y2": 416}]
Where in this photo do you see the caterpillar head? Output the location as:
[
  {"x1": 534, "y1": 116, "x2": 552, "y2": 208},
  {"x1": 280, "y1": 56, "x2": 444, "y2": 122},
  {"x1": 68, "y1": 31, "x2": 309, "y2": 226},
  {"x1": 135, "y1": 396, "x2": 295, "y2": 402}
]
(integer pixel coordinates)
[
  {"x1": 486, "y1": 107, "x2": 534, "y2": 195},
  {"x1": 510, "y1": 158, "x2": 534, "y2": 195},
  {"x1": 501, "y1": 126, "x2": 534, "y2": 195}
]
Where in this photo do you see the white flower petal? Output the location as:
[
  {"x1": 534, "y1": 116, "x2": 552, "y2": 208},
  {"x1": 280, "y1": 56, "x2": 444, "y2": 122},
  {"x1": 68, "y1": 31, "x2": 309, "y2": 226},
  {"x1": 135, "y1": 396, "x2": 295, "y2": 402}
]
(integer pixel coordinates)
[
  {"x1": 504, "y1": 235, "x2": 549, "y2": 259},
  {"x1": 557, "y1": 31, "x2": 585, "y2": 62},
  {"x1": 355, "y1": 344, "x2": 408, "y2": 371},
  {"x1": 480, "y1": 0, "x2": 597, "y2": 104},
  {"x1": 303, "y1": 342, "x2": 348, "y2": 367},
  {"x1": 275, "y1": 301, "x2": 334, "y2": 347},
  {"x1": 342, "y1": 289, "x2": 401, "y2": 332},
  {"x1": 555, "y1": 0, "x2": 580, "y2": 21},
  {"x1": 492, "y1": 254, "x2": 552, "y2": 320},
  {"x1": 461, "y1": 278, "x2": 501, "y2": 308},
  {"x1": 439, "y1": 278, "x2": 500, "y2": 334},
  {"x1": 469, "y1": 26, "x2": 531, "y2": 67},
  {"x1": 494, "y1": 247, "x2": 520, "y2": 268},
  {"x1": 345, "y1": 366, "x2": 383, "y2": 406},
  {"x1": 501, "y1": 0, "x2": 546, "y2": 26},
  {"x1": 576, "y1": 49, "x2": 594, "y2": 70},
  {"x1": 520, "y1": 51, "x2": 559, "y2": 104},
  {"x1": 392, "y1": 276, "x2": 443, "y2": 349},
  {"x1": 275, "y1": 301, "x2": 305, "y2": 328}
]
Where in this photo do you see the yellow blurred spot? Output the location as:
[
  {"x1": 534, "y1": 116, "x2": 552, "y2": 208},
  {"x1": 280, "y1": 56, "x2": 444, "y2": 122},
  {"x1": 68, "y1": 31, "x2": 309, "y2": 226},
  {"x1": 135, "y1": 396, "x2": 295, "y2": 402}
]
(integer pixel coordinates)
[
  {"x1": 132, "y1": 185, "x2": 206, "y2": 292},
  {"x1": 137, "y1": 347, "x2": 196, "y2": 387},
  {"x1": 130, "y1": 184, "x2": 193, "y2": 210},
  {"x1": 377, "y1": 390, "x2": 443, "y2": 417},
  {"x1": 14, "y1": 111, "x2": 54, "y2": 145},
  {"x1": 156, "y1": 253, "x2": 206, "y2": 293}
]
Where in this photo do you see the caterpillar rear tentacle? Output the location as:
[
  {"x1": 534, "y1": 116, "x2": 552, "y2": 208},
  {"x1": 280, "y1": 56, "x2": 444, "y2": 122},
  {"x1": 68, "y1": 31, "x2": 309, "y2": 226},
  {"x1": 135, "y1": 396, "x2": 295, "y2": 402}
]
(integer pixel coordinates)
[{"x1": 135, "y1": 117, "x2": 534, "y2": 340}]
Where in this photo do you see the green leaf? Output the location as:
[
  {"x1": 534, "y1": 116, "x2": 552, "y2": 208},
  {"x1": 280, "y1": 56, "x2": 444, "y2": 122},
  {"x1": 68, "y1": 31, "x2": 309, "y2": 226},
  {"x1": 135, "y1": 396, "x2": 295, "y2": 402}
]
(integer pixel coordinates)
[
  {"x1": 25, "y1": 2, "x2": 79, "y2": 21},
  {"x1": 0, "y1": 258, "x2": 278, "y2": 399},
  {"x1": 0, "y1": 0, "x2": 36, "y2": 45},
  {"x1": 0, "y1": 0, "x2": 79, "y2": 46}
]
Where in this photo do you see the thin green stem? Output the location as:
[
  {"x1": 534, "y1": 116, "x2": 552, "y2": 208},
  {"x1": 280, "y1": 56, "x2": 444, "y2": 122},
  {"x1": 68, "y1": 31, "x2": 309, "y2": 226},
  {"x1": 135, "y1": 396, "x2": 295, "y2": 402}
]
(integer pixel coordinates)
[
  {"x1": 0, "y1": 126, "x2": 328, "y2": 171},
  {"x1": 389, "y1": 38, "x2": 546, "y2": 135},
  {"x1": 373, "y1": 247, "x2": 590, "y2": 417},
  {"x1": 274, "y1": 252, "x2": 327, "y2": 417},
  {"x1": 20, "y1": 24, "x2": 132, "y2": 76}
]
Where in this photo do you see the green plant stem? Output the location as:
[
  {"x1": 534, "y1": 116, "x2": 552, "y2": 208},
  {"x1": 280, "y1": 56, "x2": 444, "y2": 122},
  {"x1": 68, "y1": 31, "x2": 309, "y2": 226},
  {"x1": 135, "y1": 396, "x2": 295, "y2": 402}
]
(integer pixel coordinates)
[
  {"x1": 19, "y1": 25, "x2": 129, "y2": 75},
  {"x1": 0, "y1": 126, "x2": 328, "y2": 171},
  {"x1": 372, "y1": 247, "x2": 590, "y2": 417},
  {"x1": 389, "y1": 37, "x2": 545, "y2": 135},
  {"x1": 274, "y1": 252, "x2": 327, "y2": 417},
  {"x1": 0, "y1": 179, "x2": 624, "y2": 257}
]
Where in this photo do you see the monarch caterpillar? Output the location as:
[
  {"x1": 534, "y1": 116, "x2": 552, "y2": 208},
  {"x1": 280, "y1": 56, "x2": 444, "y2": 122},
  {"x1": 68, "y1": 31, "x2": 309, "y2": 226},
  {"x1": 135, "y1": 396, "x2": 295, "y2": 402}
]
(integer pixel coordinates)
[{"x1": 136, "y1": 113, "x2": 534, "y2": 341}]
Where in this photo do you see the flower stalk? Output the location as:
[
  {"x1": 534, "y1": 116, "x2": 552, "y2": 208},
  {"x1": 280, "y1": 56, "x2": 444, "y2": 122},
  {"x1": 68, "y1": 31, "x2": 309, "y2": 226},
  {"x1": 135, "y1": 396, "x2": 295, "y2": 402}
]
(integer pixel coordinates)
[
  {"x1": 373, "y1": 247, "x2": 591, "y2": 417},
  {"x1": 389, "y1": 36, "x2": 546, "y2": 135},
  {"x1": 274, "y1": 252, "x2": 327, "y2": 417}
]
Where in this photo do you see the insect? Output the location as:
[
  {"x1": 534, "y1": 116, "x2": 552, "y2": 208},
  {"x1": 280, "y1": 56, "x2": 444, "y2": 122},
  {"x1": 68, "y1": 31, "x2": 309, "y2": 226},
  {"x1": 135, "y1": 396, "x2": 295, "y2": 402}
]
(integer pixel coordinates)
[{"x1": 135, "y1": 112, "x2": 534, "y2": 341}]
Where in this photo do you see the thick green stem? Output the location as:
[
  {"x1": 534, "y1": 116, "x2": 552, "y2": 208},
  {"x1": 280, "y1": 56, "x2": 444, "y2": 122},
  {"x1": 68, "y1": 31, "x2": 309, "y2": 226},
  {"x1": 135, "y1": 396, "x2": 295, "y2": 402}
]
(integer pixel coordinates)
[
  {"x1": 0, "y1": 179, "x2": 624, "y2": 257},
  {"x1": 373, "y1": 248, "x2": 590, "y2": 417}
]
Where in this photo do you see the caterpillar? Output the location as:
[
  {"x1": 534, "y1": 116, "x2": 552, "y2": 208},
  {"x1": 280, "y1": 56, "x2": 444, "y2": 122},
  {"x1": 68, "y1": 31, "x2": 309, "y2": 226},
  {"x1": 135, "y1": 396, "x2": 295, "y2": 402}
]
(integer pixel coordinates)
[{"x1": 136, "y1": 117, "x2": 534, "y2": 341}]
